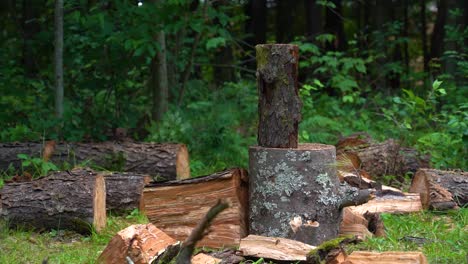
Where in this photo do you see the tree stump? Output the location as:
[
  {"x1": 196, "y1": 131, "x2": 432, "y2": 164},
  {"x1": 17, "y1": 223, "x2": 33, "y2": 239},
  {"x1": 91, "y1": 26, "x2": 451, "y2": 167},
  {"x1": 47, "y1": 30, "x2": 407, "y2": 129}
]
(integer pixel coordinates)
[
  {"x1": 409, "y1": 168, "x2": 467, "y2": 210},
  {"x1": 256, "y1": 44, "x2": 301, "y2": 148},
  {"x1": 249, "y1": 143, "x2": 372, "y2": 245},
  {"x1": 0, "y1": 170, "x2": 106, "y2": 233}
]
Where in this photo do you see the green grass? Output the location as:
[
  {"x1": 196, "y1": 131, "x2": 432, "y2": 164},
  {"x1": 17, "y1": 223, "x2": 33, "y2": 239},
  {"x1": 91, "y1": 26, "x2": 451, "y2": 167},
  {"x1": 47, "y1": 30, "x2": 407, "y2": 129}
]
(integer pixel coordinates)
[
  {"x1": 0, "y1": 209, "x2": 466, "y2": 263},
  {"x1": 0, "y1": 210, "x2": 148, "y2": 264},
  {"x1": 349, "y1": 208, "x2": 468, "y2": 263}
]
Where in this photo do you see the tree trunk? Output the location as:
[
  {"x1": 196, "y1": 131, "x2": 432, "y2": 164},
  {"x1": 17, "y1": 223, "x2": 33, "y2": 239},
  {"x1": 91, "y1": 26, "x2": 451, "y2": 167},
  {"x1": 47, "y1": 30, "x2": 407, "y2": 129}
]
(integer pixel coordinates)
[
  {"x1": 141, "y1": 169, "x2": 249, "y2": 248},
  {"x1": 430, "y1": 0, "x2": 448, "y2": 62},
  {"x1": 0, "y1": 142, "x2": 190, "y2": 181},
  {"x1": 22, "y1": 0, "x2": 41, "y2": 78},
  {"x1": 276, "y1": 0, "x2": 297, "y2": 43},
  {"x1": 256, "y1": 44, "x2": 301, "y2": 148},
  {"x1": 304, "y1": 0, "x2": 322, "y2": 41},
  {"x1": 249, "y1": 143, "x2": 373, "y2": 245},
  {"x1": 420, "y1": 0, "x2": 429, "y2": 74},
  {"x1": 409, "y1": 169, "x2": 468, "y2": 210},
  {"x1": 324, "y1": 0, "x2": 346, "y2": 51},
  {"x1": 0, "y1": 170, "x2": 106, "y2": 234},
  {"x1": 151, "y1": 29, "x2": 169, "y2": 122},
  {"x1": 54, "y1": 0, "x2": 64, "y2": 119}
]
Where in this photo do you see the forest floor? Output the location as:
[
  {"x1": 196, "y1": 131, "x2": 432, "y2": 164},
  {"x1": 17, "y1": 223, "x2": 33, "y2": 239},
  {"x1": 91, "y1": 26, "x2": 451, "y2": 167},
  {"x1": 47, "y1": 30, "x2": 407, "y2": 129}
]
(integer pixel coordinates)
[{"x1": 0, "y1": 208, "x2": 466, "y2": 263}]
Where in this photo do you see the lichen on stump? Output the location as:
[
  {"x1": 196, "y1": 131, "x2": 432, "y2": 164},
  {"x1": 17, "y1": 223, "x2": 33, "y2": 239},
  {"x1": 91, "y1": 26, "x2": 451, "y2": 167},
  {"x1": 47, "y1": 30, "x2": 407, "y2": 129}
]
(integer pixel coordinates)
[
  {"x1": 249, "y1": 143, "x2": 372, "y2": 245},
  {"x1": 256, "y1": 44, "x2": 301, "y2": 148}
]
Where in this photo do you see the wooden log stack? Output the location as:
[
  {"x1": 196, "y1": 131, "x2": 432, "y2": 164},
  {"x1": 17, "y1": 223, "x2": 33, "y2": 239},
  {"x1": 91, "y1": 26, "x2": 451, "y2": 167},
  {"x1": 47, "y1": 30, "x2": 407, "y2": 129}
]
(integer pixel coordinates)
[
  {"x1": 0, "y1": 141, "x2": 190, "y2": 181},
  {"x1": 140, "y1": 168, "x2": 249, "y2": 248},
  {"x1": 0, "y1": 170, "x2": 106, "y2": 234}
]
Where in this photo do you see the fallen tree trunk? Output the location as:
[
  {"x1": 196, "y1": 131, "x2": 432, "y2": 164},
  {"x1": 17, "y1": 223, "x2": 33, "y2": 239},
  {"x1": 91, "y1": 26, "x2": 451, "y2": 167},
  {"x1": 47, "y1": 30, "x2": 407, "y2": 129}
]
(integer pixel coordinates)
[
  {"x1": 0, "y1": 141, "x2": 190, "y2": 181},
  {"x1": 249, "y1": 143, "x2": 373, "y2": 245},
  {"x1": 239, "y1": 235, "x2": 315, "y2": 262},
  {"x1": 0, "y1": 170, "x2": 106, "y2": 234},
  {"x1": 97, "y1": 224, "x2": 178, "y2": 264},
  {"x1": 409, "y1": 168, "x2": 468, "y2": 210},
  {"x1": 336, "y1": 134, "x2": 429, "y2": 181},
  {"x1": 140, "y1": 168, "x2": 249, "y2": 248}
]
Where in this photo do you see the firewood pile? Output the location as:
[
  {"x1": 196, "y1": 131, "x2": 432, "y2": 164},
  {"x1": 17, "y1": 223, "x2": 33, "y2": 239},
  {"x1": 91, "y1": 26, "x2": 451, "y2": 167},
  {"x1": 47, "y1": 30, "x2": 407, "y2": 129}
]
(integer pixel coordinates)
[{"x1": 1, "y1": 45, "x2": 465, "y2": 263}]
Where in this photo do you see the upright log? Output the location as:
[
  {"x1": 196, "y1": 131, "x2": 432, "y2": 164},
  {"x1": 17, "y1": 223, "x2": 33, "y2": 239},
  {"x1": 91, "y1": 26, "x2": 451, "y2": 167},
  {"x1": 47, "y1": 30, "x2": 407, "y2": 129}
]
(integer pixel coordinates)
[
  {"x1": 0, "y1": 170, "x2": 106, "y2": 233},
  {"x1": 249, "y1": 144, "x2": 372, "y2": 245},
  {"x1": 409, "y1": 168, "x2": 467, "y2": 210},
  {"x1": 256, "y1": 44, "x2": 301, "y2": 148},
  {"x1": 0, "y1": 141, "x2": 190, "y2": 181}
]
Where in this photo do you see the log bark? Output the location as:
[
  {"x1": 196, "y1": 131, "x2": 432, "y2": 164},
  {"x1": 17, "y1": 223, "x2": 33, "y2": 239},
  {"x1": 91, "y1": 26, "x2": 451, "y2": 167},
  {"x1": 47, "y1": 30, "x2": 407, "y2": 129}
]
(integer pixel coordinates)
[
  {"x1": 340, "y1": 171, "x2": 404, "y2": 197},
  {"x1": 348, "y1": 193, "x2": 422, "y2": 215},
  {"x1": 140, "y1": 169, "x2": 248, "y2": 248},
  {"x1": 0, "y1": 170, "x2": 106, "y2": 234},
  {"x1": 256, "y1": 44, "x2": 301, "y2": 148},
  {"x1": 239, "y1": 234, "x2": 315, "y2": 262},
  {"x1": 249, "y1": 143, "x2": 373, "y2": 245},
  {"x1": 97, "y1": 224, "x2": 177, "y2": 264},
  {"x1": 342, "y1": 251, "x2": 428, "y2": 264},
  {"x1": 0, "y1": 141, "x2": 190, "y2": 181},
  {"x1": 409, "y1": 168, "x2": 468, "y2": 210},
  {"x1": 65, "y1": 168, "x2": 151, "y2": 214},
  {"x1": 336, "y1": 135, "x2": 429, "y2": 181}
]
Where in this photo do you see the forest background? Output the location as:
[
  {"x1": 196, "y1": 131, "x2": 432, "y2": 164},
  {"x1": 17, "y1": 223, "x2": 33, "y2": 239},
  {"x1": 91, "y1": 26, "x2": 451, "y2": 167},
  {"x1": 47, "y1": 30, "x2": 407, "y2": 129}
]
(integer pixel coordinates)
[{"x1": 0, "y1": 0, "x2": 466, "y2": 178}]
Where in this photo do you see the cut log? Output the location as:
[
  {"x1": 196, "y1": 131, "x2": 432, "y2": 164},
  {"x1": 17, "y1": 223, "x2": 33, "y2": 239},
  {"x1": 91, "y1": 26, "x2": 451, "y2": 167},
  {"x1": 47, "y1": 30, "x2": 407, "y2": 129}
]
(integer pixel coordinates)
[
  {"x1": 239, "y1": 234, "x2": 315, "y2": 262},
  {"x1": 0, "y1": 170, "x2": 106, "y2": 234},
  {"x1": 0, "y1": 141, "x2": 190, "y2": 181},
  {"x1": 97, "y1": 224, "x2": 177, "y2": 264},
  {"x1": 348, "y1": 193, "x2": 422, "y2": 215},
  {"x1": 336, "y1": 135, "x2": 429, "y2": 181},
  {"x1": 342, "y1": 251, "x2": 428, "y2": 264},
  {"x1": 256, "y1": 44, "x2": 301, "y2": 148},
  {"x1": 249, "y1": 143, "x2": 373, "y2": 245},
  {"x1": 140, "y1": 169, "x2": 248, "y2": 248},
  {"x1": 340, "y1": 171, "x2": 404, "y2": 196},
  {"x1": 409, "y1": 168, "x2": 467, "y2": 210}
]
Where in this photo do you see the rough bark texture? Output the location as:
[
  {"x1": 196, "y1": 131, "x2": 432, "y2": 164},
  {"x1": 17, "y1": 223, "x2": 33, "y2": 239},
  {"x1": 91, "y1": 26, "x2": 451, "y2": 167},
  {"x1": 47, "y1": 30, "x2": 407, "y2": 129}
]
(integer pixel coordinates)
[
  {"x1": 256, "y1": 44, "x2": 301, "y2": 148},
  {"x1": 0, "y1": 170, "x2": 106, "y2": 234},
  {"x1": 141, "y1": 169, "x2": 248, "y2": 248},
  {"x1": 239, "y1": 234, "x2": 315, "y2": 262},
  {"x1": 0, "y1": 141, "x2": 190, "y2": 181},
  {"x1": 97, "y1": 224, "x2": 177, "y2": 264},
  {"x1": 249, "y1": 143, "x2": 372, "y2": 245},
  {"x1": 409, "y1": 168, "x2": 467, "y2": 210},
  {"x1": 343, "y1": 251, "x2": 428, "y2": 264},
  {"x1": 64, "y1": 168, "x2": 151, "y2": 214},
  {"x1": 336, "y1": 135, "x2": 429, "y2": 181}
]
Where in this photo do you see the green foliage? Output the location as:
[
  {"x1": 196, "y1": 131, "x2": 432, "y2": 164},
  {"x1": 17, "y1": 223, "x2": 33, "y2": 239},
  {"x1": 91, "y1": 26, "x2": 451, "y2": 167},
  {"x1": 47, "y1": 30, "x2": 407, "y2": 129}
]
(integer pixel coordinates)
[
  {"x1": 350, "y1": 209, "x2": 468, "y2": 263},
  {"x1": 17, "y1": 153, "x2": 58, "y2": 178}
]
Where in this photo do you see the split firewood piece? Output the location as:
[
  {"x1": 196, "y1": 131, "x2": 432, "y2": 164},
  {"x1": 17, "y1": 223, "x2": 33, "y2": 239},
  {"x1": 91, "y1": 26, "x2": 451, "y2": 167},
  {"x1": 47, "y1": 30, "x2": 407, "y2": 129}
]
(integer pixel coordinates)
[
  {"x1": 141, "y1": 169, "x2": 248, "y2": 248},
  {"x1": 363, "y1": 212, "x2": 386, "y2": 237},
  {"x1": 0, "y1": 170, "x2": 106, "y2": 234},
  {"x1": 339, "y1": 171, "x2": 404, "y2": 196},
  {"x1": 0, "y1": 141, "x2": 190, "y2": 180},
  {"x1": 340, "y1": 208, "x2": 372, "y2": 240},
  {"x1": 191, "y1": 254, "x2": 221, "y2": 264},
  {"x1": 342, "y1": 251, "x2": 428, "y2": 264},
  {"x1": 409, "y1": 168, "x2": 467, "y2": 210},
  {"x1": 336, "y1": 134, "x2": 429, "y2": 181},
  {"x1": 97, "y1": 224, "x2": 178, "y2": 264},
  {"x1": 348, "y1": 193, "x2": 422, "y2": 215},
  {"x1": 239, "y1": 235, "x2": 316, "y2": 262}
]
